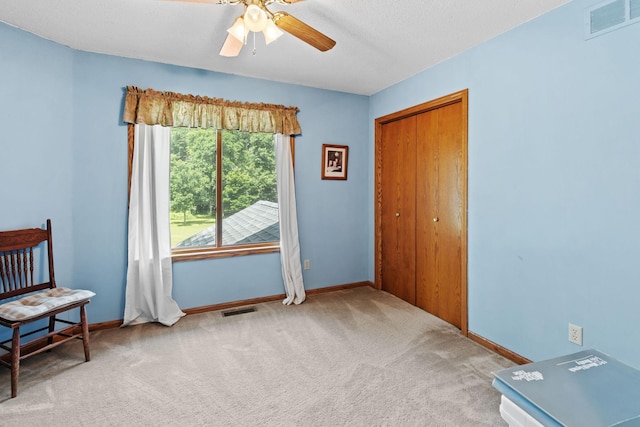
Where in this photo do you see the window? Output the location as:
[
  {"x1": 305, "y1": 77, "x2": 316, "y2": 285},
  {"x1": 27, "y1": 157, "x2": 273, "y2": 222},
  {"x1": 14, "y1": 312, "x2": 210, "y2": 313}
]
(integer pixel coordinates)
[
  {"x1": 170, "y1": 128, "x2": 283, "y2": 261},
  {"x1": 123, "y1": 87, "x2": 301, "y2": 262}
]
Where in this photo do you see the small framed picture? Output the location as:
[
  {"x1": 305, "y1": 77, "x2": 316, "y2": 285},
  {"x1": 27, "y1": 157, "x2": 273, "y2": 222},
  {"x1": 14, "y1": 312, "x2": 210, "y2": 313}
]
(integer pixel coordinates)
[{"x1": 321, "y1": 144, "x2": 349, "y2": 180}]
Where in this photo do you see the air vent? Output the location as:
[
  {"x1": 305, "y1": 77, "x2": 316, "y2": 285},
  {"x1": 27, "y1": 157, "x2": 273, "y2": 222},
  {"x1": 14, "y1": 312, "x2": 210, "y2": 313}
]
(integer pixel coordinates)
[
  {"x1": 222, "y1": 306, "x2": 256, "y2": 317},
  {"x1": 590, "y1": 0, "x2": 625, "y2": 33},
  {"x1": 631, "y1": 0, "x2": 640, "y2": 19},
  {"x1": 586, "y1": 0, "x2": 640, "y2": 38}
]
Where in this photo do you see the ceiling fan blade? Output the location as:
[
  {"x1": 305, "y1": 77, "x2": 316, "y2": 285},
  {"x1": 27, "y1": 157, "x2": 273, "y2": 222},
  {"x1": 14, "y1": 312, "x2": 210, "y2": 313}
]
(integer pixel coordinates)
[
  {"x1": 266, "y1": 0, "x2": 304, "y2": 4},
  {"x1": 220, "y1": 34, "x2": 244, "y2": 57},
  {"x1": 165, "y1": 0, "x2": 222, "y2": 3},
  {"x1": 273, "y1": 12, "x2": 335, "y2": 52}
]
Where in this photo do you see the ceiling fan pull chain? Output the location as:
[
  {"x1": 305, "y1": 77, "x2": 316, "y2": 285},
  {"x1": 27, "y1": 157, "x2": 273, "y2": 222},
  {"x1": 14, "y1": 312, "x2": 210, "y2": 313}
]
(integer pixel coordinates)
[{"x1": 252, "y1": 32, "x2": 257, "y2": 56}]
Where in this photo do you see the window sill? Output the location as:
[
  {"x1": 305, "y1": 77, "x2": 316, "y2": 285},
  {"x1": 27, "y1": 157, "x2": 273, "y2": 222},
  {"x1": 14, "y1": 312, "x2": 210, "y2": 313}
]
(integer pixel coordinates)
[{"x1": 172, "y1": 244, "x2": 280, "y2": 262}]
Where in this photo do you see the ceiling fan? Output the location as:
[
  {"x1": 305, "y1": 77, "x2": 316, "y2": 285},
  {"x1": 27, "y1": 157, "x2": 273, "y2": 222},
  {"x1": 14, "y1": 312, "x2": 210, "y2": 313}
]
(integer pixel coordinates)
[{"x1": 172, "y1": 0, "x2": 336, "y2": 57}]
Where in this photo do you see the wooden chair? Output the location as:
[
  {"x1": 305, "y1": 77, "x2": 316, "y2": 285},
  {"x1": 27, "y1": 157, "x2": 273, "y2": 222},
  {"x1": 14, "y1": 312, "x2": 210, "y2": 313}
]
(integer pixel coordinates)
[{"x1": 0, "y1": 219, "x2": 95, "y2": 398}]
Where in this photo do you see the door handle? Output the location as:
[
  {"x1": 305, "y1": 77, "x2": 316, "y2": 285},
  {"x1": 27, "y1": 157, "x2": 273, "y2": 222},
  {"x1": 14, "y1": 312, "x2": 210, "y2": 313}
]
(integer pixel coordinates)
[
  {"x1": 395, "y1": 212, "x2": 400, "y2": 217},
  {"x1": 433, "y1": 217, "x2": 439, "y2": 222}
]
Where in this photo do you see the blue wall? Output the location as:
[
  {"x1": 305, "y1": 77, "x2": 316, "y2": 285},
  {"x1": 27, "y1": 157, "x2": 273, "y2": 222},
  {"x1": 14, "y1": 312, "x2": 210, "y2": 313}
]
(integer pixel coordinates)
[
  {"x1": 0, "y1": 25, "x2": 75, "y2": 284},
  {"x1": 0, "y1": 23, "x2": 369, "y2": 326},
  {"x1": 370, "y1": 0, "x2": 640, "y2": 367}
]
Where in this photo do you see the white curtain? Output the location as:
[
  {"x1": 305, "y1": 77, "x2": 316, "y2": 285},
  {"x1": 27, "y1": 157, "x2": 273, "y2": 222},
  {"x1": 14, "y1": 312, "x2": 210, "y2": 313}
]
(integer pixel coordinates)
[
  {"x1": 275, "y1": 134, "x2": 306, "y2": 305},
  {"x1": 123, "y1": 124, "x2": 185, "y2": 327}
]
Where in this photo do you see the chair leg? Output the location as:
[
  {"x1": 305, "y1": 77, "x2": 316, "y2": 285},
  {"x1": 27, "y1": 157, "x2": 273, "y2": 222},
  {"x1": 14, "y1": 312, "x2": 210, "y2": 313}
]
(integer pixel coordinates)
[
  {"x1": 11, "y1": 327, "x2": 20, "y2": 398},
  {"x1": 80, "y1": 305, "x2": 90, "y2": 362},
  {"x1": 48, "y1": 315, "x2": 56, "y2": 348}
]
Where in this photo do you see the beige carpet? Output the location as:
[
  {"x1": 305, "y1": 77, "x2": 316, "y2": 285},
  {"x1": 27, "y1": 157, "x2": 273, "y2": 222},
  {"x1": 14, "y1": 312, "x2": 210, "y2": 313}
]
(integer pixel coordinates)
[{"x1": 0, "y1": 286, "x2": 513, "y2": 426}]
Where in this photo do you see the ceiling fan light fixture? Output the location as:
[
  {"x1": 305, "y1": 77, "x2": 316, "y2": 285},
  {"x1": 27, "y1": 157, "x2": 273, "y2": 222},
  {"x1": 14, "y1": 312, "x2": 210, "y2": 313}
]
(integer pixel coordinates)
[
  {"x1": 243, "y1": 4, "x2": 268, "y2": 32},
  {"x1": 227, "y1": 16, "x2": 247, "y2": 42},
  {"x1": 215, "y1": 0, "x2": 335, "y2": 57},
  {"x1": 262, "y1": 19, "x2": 283, "y2": 44}
]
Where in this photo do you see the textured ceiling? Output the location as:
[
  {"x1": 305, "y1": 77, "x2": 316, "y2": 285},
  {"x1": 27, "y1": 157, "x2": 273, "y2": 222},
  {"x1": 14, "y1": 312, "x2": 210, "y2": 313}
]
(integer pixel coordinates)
[{"x1": 0, "y1": 0, "x2": 570, "y2": 95}]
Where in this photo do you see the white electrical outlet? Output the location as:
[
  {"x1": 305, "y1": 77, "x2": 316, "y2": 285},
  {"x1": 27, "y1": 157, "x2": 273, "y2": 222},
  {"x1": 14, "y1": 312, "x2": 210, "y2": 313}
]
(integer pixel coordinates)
[
  {"x1": 569, "y1": 323, "x2": 583, "y2": 346},
  {"x1": 303, "y1": 259, "x2": 311, "y2": 270}
]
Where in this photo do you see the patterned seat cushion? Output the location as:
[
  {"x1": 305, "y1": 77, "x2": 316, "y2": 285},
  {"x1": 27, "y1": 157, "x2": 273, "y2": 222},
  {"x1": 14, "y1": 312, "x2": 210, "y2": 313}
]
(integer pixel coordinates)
[{"x1": 0, "y1": 287, "x2": 95, "y2": 322}]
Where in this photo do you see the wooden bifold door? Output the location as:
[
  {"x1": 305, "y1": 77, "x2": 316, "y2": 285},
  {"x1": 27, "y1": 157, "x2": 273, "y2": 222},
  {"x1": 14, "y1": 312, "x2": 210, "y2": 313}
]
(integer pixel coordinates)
[{"x1": 375, "y1": 90, "x2": 468, "y2": 333}]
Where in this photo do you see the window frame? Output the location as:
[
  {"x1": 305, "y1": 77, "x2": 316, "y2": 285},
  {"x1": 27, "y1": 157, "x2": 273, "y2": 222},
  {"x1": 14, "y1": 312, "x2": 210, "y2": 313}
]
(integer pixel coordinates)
[{"x1": 127, "y1": 125, "x2": 295, "y2": 262}]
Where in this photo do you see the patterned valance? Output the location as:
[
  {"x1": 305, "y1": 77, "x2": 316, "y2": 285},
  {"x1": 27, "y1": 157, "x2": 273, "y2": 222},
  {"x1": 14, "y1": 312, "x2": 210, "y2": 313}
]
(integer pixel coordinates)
[{"x1": 122, "y1": 86, "x2": 301, "y2": 135}]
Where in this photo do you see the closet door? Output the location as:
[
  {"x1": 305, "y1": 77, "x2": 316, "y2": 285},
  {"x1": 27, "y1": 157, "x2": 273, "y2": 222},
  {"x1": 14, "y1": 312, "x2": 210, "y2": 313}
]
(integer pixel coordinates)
[
  {"x1": 375, "y1": 90, "x2": 468, "y2": 333},
  {"x1": 415, "y1": 101, "x2": 464, "y2": 328},
  {"x1": 380, "y1": 116, "x2": 417, "y2": 304}
]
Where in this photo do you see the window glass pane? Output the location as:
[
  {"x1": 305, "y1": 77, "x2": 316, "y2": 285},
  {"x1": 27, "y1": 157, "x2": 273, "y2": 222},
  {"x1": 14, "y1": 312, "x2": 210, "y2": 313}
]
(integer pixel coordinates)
[
  {"x1": 169, "y1": 128, "x2": 279, "y2": 251},
  {"x1": 170, "y1": 128, "x2": 217, "y2": 249},
  {"x1": 221, "y1": 130, "x2": 279, "y2": 246}
]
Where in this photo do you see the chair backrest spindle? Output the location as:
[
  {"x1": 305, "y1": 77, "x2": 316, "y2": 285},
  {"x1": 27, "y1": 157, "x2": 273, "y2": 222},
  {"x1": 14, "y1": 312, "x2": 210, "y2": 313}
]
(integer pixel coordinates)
[
  {"x1": 29, "y1": 247, "x2": 35, "y2": 288},
  {"x1": 11, "y1": 251, "x2": 19, "y2": 290},
  {"x1": 18, "y1": 249, "x2": 26, "y2": 289},
  {"x1": 0, "y1": 253, "x2": 7, "y2": 292}
]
